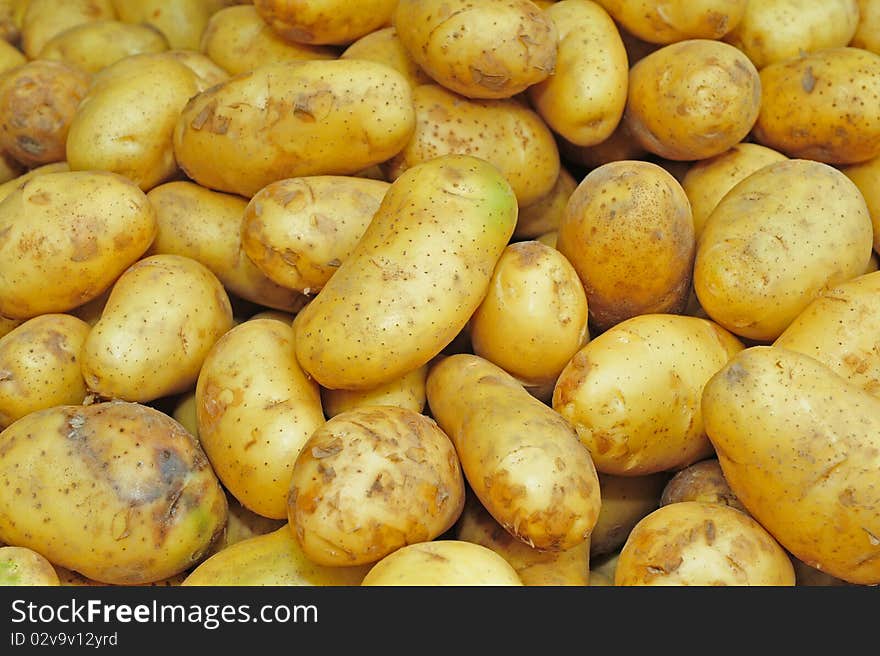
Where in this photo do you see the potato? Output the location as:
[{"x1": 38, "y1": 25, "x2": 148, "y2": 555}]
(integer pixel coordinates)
[
  {"x1": 427, "y1": 354, "x2": 600, "y2": 551},
  {"x1": 0, "y1": 401, "x2": 228, "y2": 584},
  {"x1": 254, "y1": 0, "x2": 397, "y2": 46},
  {"x1": 165, "y1": 49, "x2": 230, "y2": 92},
  {"x1": 80, "y1": 254, "x2": 234, "y2": 403},
  {"x1": 0, "y1": 170, "x2": 157, "y2": 320},
  {"x1": 792, "y1": 558, "x2": 854, "y2": 587},
  {"x1": 469, "y1": 240, "x2": 589, "y2": 397},
  {"x1": 321, "y1": 364, "x2": 428, "y2": 419},
  {"x1": 218, "y1": 493, "x2": 287, "y2": 551},
  {"x1": 394, "y1": 0, "x2": 556, "y2": 100},
  {"x1": 590, "y1": 551, "x2": 620, "y2": 585},
  {"x1": 753, "y1": 48, "x2": 880, "y2": 165},
  {"x1": 0, "y1": 316, "x2": 22, "y2": 339},
  {"x1": 852, "y1": 0, "x2": 880, "y2": 54},
  {"x1": 0, "y1": 1, "x2": 19, "y2": 43},
  {"x1": 295, "y1": 155, "x2": 517, "y2": 391},
  {"x1": 112, "y1": 0, "x2": 210, "y2": 50},
  {"x1": 196, "y1": 319, "x2": 324, "y2": 519},
  {"x1": 66, "y1": 53, "x2": 200, "y2": 191},
  {"x1": 288, "y1": 405, "x2": 465, "y2": 566},
  {"x1": 172, "y1": 390, "x2": 198, "y2": 439},
  {"x1": 146, "y1": 181, "x2": 307, "y2": 313},
  {"x1": 0, "y1": 39, "x2": 25, "y2": 74},
  {"x1": 513, "y1": 167, "x2": 576, "y2": 240},
  {"x1": 623, "y1": 39, "x2": 761, "y2": 161},
  {"x1": 590, "y1": 472, "x2": 669, "y2": 557},
  {"x1": 557, "y1": 120, "x2": 647, "y2": 171},
  {"x1": 536, "y1": 230, "x2": 557, "y2": 249},
  {"x1": 527, "y1": 0, "x2": 628, "y2": 147},
  {"x1": 20, "y1": 0, "x2": 115, "y2": 58},
  {"x1": 201, "y1": 5, "x2": 335, "y2": 76},
  {"x1": 702, "y1": 346, "x2": 880, "y2": 585},
  {"x1": 241, "y1": 176, "x2": 390, "y2": 294},
  {"x1": 0, "y1": 546, "x2": 60, "y2": 585},
  {"x1": 0, "y1": 161, "x2": 68, "y2": 204},
  {"x1": 595, "y1": 0, "x2": 746, "y2": 44},
  {"x1": 183, "y1": 525, "x2": 370, "y2": 586},
  {"x1": 553, "y1": 314, "x2": 742, "y2": 476},
  {"x1": 0, "y1": 313, "x2": 90, "y2": 429},
  {"x1": 694, "y1": 159, "x2": 873, "y2": 342},
  {"x1": 361, "y1": 540, "x2": 522, "y2": 586},
  {"x1": 0, "y1": 60, "x2": 90, "y2": 168},
  {"x1": 340, "y1": 26, "x2": 431, "y2": 90},
  {"x1": 0, "y1": 151, "x2": 23, "y2": 188},
  {"x1": 556, "y1": 160, "x2": 695, "y2": 332},
  {"x1": 724, "y1": 0, "x2": 859, "y2": 70},
  {"x1": 615, "y1": 501, "x2": 795, "y2": 586},
  {"x1": 38, "y1": 20, "x2": 168, "y2": 73},
  {"x1": 53, "y1": 566, "x2": 188, "y2": 587},
  {"x1": 841, "y1": 156, "x2": 880, "y2": 252},
  {"x1": 173, "y1": 59, "x2": 415, "y2": 198},
  {"x1": 660, "y1": 459, "x2": 747, "y2": 513}
]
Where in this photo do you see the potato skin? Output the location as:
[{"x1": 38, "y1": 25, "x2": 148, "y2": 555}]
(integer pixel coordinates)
[
  {"x1": 0, "y1": 546, "x2": 60, "y2": 585},
  {"x1": 0, "y1": 402, "x2": 228, "y2": 584},
  {"x1": 660, "y1": 459, "x2": 747, "y2": 513},
  {"x1": 254, "y1": 0, "x2": 397, "y2": 46},
  {"x1": 615, "y1": 501, "x2": 795, "y2": 586},
  {"x1": 852, "y1": 0, "x2": 880, "y2": 54},
  {"x1": 514, "y1": 167, "x2": 577, "y2": 240},
  {"x1": 703, "y1": 346, "x2": 880, "y2": 585},
  {"x1": 21, "y1": 0, "x2": 116, "y2": 59},
  {"x1": 38, "y1": 20, "x2": 169, "y2": 73},
  {"x1": 288, "y1": 406, "x2": 465, "y2": 566},
  {"x1": 595, "y1": 0, "x2": 746, "y2": 44},
  {"x1": 112, "y1": 0, "x2": 210, "y2": 50},
  {"x1": 340, "y1": 26, "x2": 432, "y2": 90},
  {"x1": 590, "y1": 472, "x2": 669, "y2": 558},
  {"x1": 321, "y1": 364, "x2": 428, "y2": 419},
  {"x1": 841, "y1": 156, "x2": 880, "y2": 253}
]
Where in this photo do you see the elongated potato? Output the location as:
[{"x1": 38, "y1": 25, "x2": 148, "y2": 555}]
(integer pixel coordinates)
[
  {"x1": 590, "y1": 472, "x2": 669, "y2": 557},
  {"x1": 21, "y1": 0, "x2": 116, "y2": 58},
  {"x1": 321, "y1": 364, "x2": 428, "y2": 419},
  {"x1": 112, "y1": 0, "x2": 210, "y2": 50},
  {"x1": 841, "y1": 156, "x2": 880, "y2": 253},
  {"x1": 0, "y1": 546, "x2": 60, "y2": 585},
  {"x1": 0, "y1": 401, "x2": 228, "y2": 584},
  {"x1": 427, "y1": 354, "x2": 600, "y2": 551},
  {"x1": 38, "y1": 20, "x2": 168, "y2": 73},
  {"x1": 595, "y1": 0, "x2": 746, "y2": 44},
  {"x1": 660, "y1": 459, "x2": 747, "y2": 513},
  {"x1": 173, "y1": 59, "x2": 415, "y2": 197},
  {"x1": 255, "y1": 0, "x2": 397, "y2": 46},
  {"x1": 340, "y1": 26, "x2": 431, "y2": 90}
]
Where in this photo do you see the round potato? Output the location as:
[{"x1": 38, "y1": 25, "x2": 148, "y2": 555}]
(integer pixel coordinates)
[
  {"x1": 20, "y1": 0, "x2": 116, "y2": 59},
  {"x1": 340, "y1": 26, "x2": 431, "y2": 90},
  {"x1": 660, "y1": 459, "x2": 747, "y2": 513},
  {"x1": 841, "y1": 155, "x2": 880, "y2": 253},
  {"x1": 590, "y1": 472, "x2": 669, "y2": 558},
  {"x1": 320, "y1": 364, "x2": 428, "y2": 419},
  {"x1": 852, "y1": 0, "x2": 880, "y2": 54},
  {"x1": 112, "y1": 0, "x2": 210, "y2": 50},
  {"x1": 595, "y1": 0, "x2": 746, "y2": 44},
  {"x1": 37, "y1": 20, "x2": 168, "y2": 73},
  {"x1": 254, "y1": 0, "x2": 397, "y2": 46},
  {"x1": 288, "y1": 405, "x2": 465, "y2": 566},
  {"x1": 513, "y1": 167, "x2": 577, "y2": 240},
  {"x1": 0, "y1": 546, "x2": 60, "y2": 585}
]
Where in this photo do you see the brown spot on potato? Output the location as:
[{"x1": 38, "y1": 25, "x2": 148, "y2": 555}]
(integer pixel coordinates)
[
  {"x1": 801, "y1": 67, "x2": 816, "y2": 94},
  {"x1": 311, "y1": 438, "x2": 343, "y2": 459}
]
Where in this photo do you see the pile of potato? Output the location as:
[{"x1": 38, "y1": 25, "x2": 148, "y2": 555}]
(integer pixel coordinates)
[{"x1": 0, "y1": 0, "x2": 879, "y2": 588}]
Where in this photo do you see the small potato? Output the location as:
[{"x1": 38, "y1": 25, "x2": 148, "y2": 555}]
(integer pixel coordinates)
[
  {"x1": 394, "y1": 0, "x2": 557, "y2": 100},
  {"x1": 288, "y1": 406, "x2": 465, "y2": 566},
  {"x1": 218, "y1": 494, "x2": 287, "y2": 552},
  {"x1": 623, "y1": 39, "x2": 762, "y2": 161},
  {"x1": 615, "y1": 501, "x2": 795, "y2": 586},
  {"x1": 172, "y1": 390, "x2": 198, "y2": 439},
  {"x1": 0, "y1": 546, "x2": 60, "y2": 585},
  {"x1": 595, "y1": 0, "x2": 746, "y2": 44},
  {"x1": 201, "y1": 5, "x2": 335, "y2": 76},
  {"x1": 0, "y1": 401, "x2": 228, "y2": 584},
  {"x1": 557, "y1": 120, "x2": 648, "y2": 171},
  {"x1": 841, "y1": 156, "x2": 880, "y2": 252},
  {"x1": 556, "y1": 160, "x2": 695, "y2": 332},
  {"x1": 753, "y1": 48, "x2": 880, "y2": 165},
  {"x1": 660, "y1": 459, "x2": 747, "y2": 513},
  {"x1": 552, "y1": 314, "x2": 743, "y2": 476},
  {"x1": 38, "y1": 20, "x2": 168, "y2": 73},
  {"x1": 0, "y1": 170, "x2": 157, "y2": 320},
  {"x1": 724, "y1": 0, "x2": 860, "y2": 69},
  {"x1": 0, "y1": 59, "x2": 90, "y2": 168},
  {"x1": 694, "y1": 159, "x2": 873, "y2": 341},
  {"x1": 341, "y1": 26, "x2": 431, "y2": 90},
  {"x1": 590, "y1": 472, "x2": 669, "y2": 558},
  {"x1": 255, "y1": 0, "x2": 397, "y2": 46},
  {"x1": 852, "y1": 0, "x2": 880, "y2": 54},
  {"x1": 513, "y1": 167, "x2": 577, "y2": 240},
  {"x1": 0, "y1": 316, "x2": 22, "y2": 339},
  {"x1": 0, "y1": 313, "x2": 90, "y2": 429},
  {"x1": 321, "y1": 364, "x2": 428, "y2": 419},
  {"x1": 20, "y1": 0, "x2": 116, "y2": 58},
  {"x1": 112, "y1": 0, "x2": 210, "y2": 50},
  {"x1": 0, "y1": 161, "x2": 69, "y2": 204},
  {"x1": 361, "y1": 540, "x2": 522, "y2": 586},
  {"x1": 241, "y1": 176, "x2": 390, "y2": 294},
  {"x1": 80, "y1": 254, "x2": 234, "y2": 403},
  {"x1": 0, "y1": 39, "x2": 25, "y2": 74}
]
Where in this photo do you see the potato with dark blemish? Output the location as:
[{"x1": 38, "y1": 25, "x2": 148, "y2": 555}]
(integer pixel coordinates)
[
  {"x1": 80, "y1": 254, "x2": 234, "y2": 403},
  {"x1": 595, "y1": 0, "x2": 746, "y2": 44},
  {"x1": 427, "y1": 354, "x2": 600, "y2": 552},
  {"x1": 111, "y1": 0, "x2": 211, "y2": 50},
  {"x1": 0, "y1": 170, "x2": 157, "y2": 320},
  {"x1": 0, "y1": 546, "x2": 60, "y2": 585},
  {"x1": 20, "y1": 0, "x2": 116, "y2": 59},
  {"x1": 556, "y1": 160, "x2": 695, "y2": 332},
  {"x1": 552, "y1": 314, "x2": 743, "y2": 476},
  {"x1": 0, "y1": 313, "x2": 90, "y2": 429},
  {"x1": 37, "y1": 20, "x2": 168, "y2": 74},
  {"x1": 341, "y1": 26, "x2": 431, "y2": 91},
  {"x1": 513, "y1": 166, "x2": 576, "y2": 240},
  {"x1": 321, "y1": 364, "x2": 428, "y2": 419},
  {"x1": 753, "y1": 47, "x2": 880, "y2": 165},
  {"x1": 0, "y1": 401, "x2": 228, "y2": 585},
  {"x1": 694, "y1": 159, "x2": 873, "y2": 342},
  {"x1": 660, "y1": 459, "x2": 747, "y2": 513},
  {"x1": 241, "y1": 176, "x2": 390, "y2": 295},
  {"x1": 173, "y1": 58, "x2": 415, "y2": 198},
  {"x1": 590, "y1": 472, "x2": 669, "y2": 557},
  {"x1": 254, "y1": 0, "x2": 397, "y2": 46},
  {"x1": 852, "y1": 0, "x2": 880, "y2": 54},
  {"x1": 287, "y1": 405, "x2": 465, "y2": 566},
  {"x1": 361, "y1": 540, "x2": 522, "y2": 586},
  {"x1": 196, "y1": 319, "x2": 324, "y2": 519},
  {"x1": 702, "y1": 346, "x2": 880, "y2": 585},
  {"x1": 615, "y1": 501, "x2": 794, "y2": 586},
  {"x1": 842, "y1": 155, "x2": 880, "y2": 253}
]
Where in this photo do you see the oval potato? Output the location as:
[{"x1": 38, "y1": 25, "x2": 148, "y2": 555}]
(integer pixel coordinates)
[
  {"x1": 595, "y1": 0, "x2": 747, "y2": 44},
  {"x1": 320, "y1": 364, "x2": 428, "y2": 419},
  {"x1": 254, "y1": 0, "x2": 397, "y2": 46},
  {"x1": 20, "y1": 0, "x2": 116, "y2": 58},
  {"x1": 340, "y1": 26, "x2": 431, "y2": 90},
  {"x1": 660, "y1": 459, "x2": 747, "y2": 512},
  {"x1": 37, "y1": 20, "x2": 169, "y2": 73}
]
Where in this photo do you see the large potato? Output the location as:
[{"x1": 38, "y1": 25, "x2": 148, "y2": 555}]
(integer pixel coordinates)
[
  {"x1": 660, "y1": 459, "x2": 747, "y2": 512},
  {"x1": 20, "y1": 0, "x2": 115, "y2": 58},
  {"x1": 590, "y1": 472, "x2": 669, "y2": 558},
  {"x1": 37, "y1": 20, "x2": 168, "y2": 73},
  {"x1": 0, "y1": 170, "x2": 157, "y2": 320},
  {"x1": 173, "y1": 59, "x2": 415, "y2": 198},
  {"x1": 288, "y1": 405, "x2": 465, "y2": 566},
  {"x1": 556, "y1": 160, "x2": 694, "y2": 332},
  {"x1": 841, "y1": 156, "x2": 880, "y2": 252},
  {"x1": 852, "y1": 0, "x2": 880, "y2": 54},
  {"x1": 595, "y1": 0, "x2": 746, "y2": 44},
  {"x1": 340, "y1": 26, "x2": 431, "y2": 90},
  {"x1": 320, "y1": 364, "x2": 428, "y2": 419},
  {"x1": 0, "y1": 401, "x2": 228, "y2": 584},
  {"x1": 703, "y1": 346, "x2": 880, "y2": 585},
  {"x1": 112, "y1": 0, "x2": 210, "y2": 50},
  {"x1": 694, "y1": 159, "x2": 873, "y2": 341},
  {"x1": 254, "y1": 0, "x2": 397, "y2": 46},
  {"x1": 295, "y1": 155, "x2": 517, "y2": 391},
  {"x1": 0, "y1": 546, "x2": 60, "y2": 585},
  {"x1": 80, "y1": 254, "x2": 234, "y2": 403}
]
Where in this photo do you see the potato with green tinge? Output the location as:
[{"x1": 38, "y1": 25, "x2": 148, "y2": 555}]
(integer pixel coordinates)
[
  {"x1": 595, "y1": 0, "x2": 746, "y2": 44},
  {"x1": 0, "y1": 401, "x2": 228, "y2": 585},
  {"x1": 0, "y1": 546, "x2": 60, "y2": 585},
  {"x1": 321, "y1": 365, "x2": 428, "y2": 419},
  {"x1": 341, "y1": 26, "x2": 431, "y2": 91},
  {"x1": 660, "y1": 459, "x2": 747, "y2": 513},
  {"x1": 38, "y1": 20, "x2": 169, "y2": 73},
  {"x1": 590, "y1": 472, "x2": 669, "y2": 558},
  {"x1": 254, "y1": 0, "x2": 397, "y2": 46},
  {"x1": 20, "y1": 0, "x2": 116, "y2": 59}
]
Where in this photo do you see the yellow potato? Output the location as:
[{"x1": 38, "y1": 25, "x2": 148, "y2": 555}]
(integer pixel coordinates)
[
  {"x1": 754, "y1": 47, "x2": 880, "y2": 165},
  {"x1": 536, "y1": 230, "x2": 557, "y2": 249},
  {"x1": 0, "y1": 1, "x2": 19, "y2": 43},
  {"x1": 0, "y1": 316, "x2": 22, "y2": 339},
  {"x1": 112, "y1": 0, "x2": 210, "y2": 50},
  {"x1": 623, "y1": 39, "x2": 761, "y2": 161},
  {"x1": 295, "y1": 155, "x2": 517, "y2": 391},
  {"x1": 38, "y1": 20, "x2": 168, "y2": 73},
  {"x1": 0, "y1": 170, "x2": 157, "y2": 320},
  {"x1": 0, "y1": 546, "x2": 60, "y2": 585},
  {"x1": 556, "y1": 160, "x2": 694, "y2": 332},
  {"x1": 553, "y1": 314, "x2": 743, "y2": 476},
  {"x1": 694, "y1": 159, "x2": 873, "y2": 341},
  {"x1": 320, "y1": 364, "x2": 428, "y2": 419},
  {"x1": 0, "y1": 161, "x2": 69, "y2": 204},
  {"x1": 80, "y1": 254, "x2": 234, "y2": 403},
  {"x1": 248, "y1": 310, "x2": 295, "y2": 324},
  {"x1": 217, "y1": 493, "x2": 287, "y2": 551},
  {"x1": 172, "y1": 390, "x2": 198, "y2": 439},
  {"x1": 0, "y1": 313, "x2": 90, "y2": 429},
  {"x1": 340, "y1": 26, "x2": 431, "y2": 90},
  {"x1": 164, "y1": 49, "x2": 230, "y2": 92},
  {"x1": 702, "y1": 345, "x2": 880, "y2": 585},
  {"x1": 288, "y1": 405, "x2": 465, "y2": 566},
  {"x1": 427, "y1": 354, "x2": 600, "y2": 551},
  {"x1": 527, "y1": 0, "x2": 628, "y2": 147},
  {"x1": 660, "y1": 459, "x2": 747, "y2": 513},
  {"x1": 852, "y1": 0, "x2": 880, "y2": 54},
  {"x1": 0, "y1": 39, "x2": 25, "y2": 74},
  {"x1": 173, "y1": 59, "x2": 415, "y2": 198},
  {"x1": 196, "y1": 319, "x2": 324, "y2": 519},
  {"x1": 53, "y1": 567, "x2": 188, "y2": 587},
  {"x1": 201, "y1": 5, "x2": 335, "y2": 76},
  {"x1": 20, "y1": 0, "x2": 115, "y2": 58},
  {"x1": 792, "y1": 558, "x2": 854, "y2": 587},
  {"x1": 595, "y1": 0, "x2": 746, "y2": 44},
  {"x1": 241, "y1": 176, "x2": 390, "y2": 294},
  {"x1": 513, "y1": 167, "x2": 576, "y2": 240},
  {"x1": 0, "y1": 401, "x2": 228, "y2": 584},
  {"x1": 556, "y1": 120, "x2": 647, "y2": 171},
  {"x1": 361, "y1": 540, "x2": 523, "y2": 586},
  {"x1": 842, "y1": 155, "x2": 880, "y2": 252},
  {"x1": 590, "y1": 472, "x2": 669, "y2": 558},
  {"x1": 615, "y1": 501, "x2": 795, "y2": 586},
  {"x1": 254, "y1": 0, "x2": 397, "y2": 46},
  {"x1": 0, "y1": 151, "x2": 23, "y2": 187}
]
